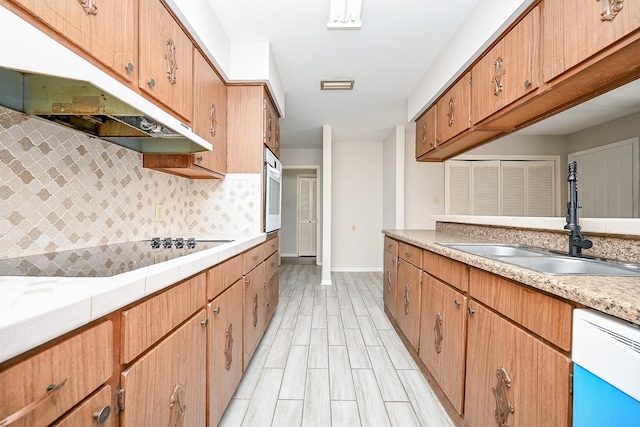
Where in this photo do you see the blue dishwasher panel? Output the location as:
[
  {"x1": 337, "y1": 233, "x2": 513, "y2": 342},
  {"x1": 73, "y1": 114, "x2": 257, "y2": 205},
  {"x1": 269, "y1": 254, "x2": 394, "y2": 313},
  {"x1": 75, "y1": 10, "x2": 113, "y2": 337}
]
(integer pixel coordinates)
[{"x1": 573, "y1": 364, "x2": 640, "y2": 427}]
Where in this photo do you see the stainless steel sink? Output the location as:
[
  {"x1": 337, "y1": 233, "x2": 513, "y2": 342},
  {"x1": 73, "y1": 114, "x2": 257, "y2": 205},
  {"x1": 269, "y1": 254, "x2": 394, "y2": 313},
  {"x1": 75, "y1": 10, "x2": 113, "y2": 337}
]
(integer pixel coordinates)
[
  {"x1": 495, "y1": 255, "x2": 640, "y2": 276},
  {"x1": 438, "y1": 242, "x2": 640, "y2": 276},
  {"x1": 438, "y1": 243, "x2": 548, "y2": 257}
]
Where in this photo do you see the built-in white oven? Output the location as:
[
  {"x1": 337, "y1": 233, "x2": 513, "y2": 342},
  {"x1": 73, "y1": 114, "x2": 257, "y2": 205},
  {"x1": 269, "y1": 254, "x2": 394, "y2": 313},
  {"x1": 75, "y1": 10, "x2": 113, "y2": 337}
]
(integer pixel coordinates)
[{"x1": 264, "y1": 147, "x2": 282, "y2": 233}]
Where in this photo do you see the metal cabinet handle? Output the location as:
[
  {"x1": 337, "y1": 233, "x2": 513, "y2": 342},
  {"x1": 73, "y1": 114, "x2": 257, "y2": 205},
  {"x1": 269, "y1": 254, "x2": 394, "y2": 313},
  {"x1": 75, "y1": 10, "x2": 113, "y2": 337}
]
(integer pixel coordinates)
[
  {"x1": 467, "y1": 307, "x2": 475, "y2": 315},
  {"x1": 434, "y1": 313, "x2": 443, "y2": 353},
  {"x1": 196, "y1": 156, "x2": 203, "y2": 162},
  {"x1": 493, "y1": 56, "x2": 505, "y2": 96},
  {"x1": 253, "y1": 294, "x2": 259, "y2": 327},
  {"x1": 454, "y1": 299, "x2": 461, "y2": 307},
  {"x1": 0, "y1": 378, "x2": 68, "y2": 426},
  {"x1": 224, "y1": 322, "x2": 233, "y2": 370},
  {"x1": 126, "y1": 62, "x2": 134, "y2": 73},
  {"x1": 524, "y1": 79, "x2": 531, "y2": 88},
  {"x1": 200, "y1": 318, "x2": 209, "y2": 327},
  {"x1": 447, "y1": 97, "x2": 454, "y2": 127},
  {"x1": 404, "y1": 284, "x2": 410, "y2": 315},
  {"x1": 94, "y1": 406, "x2": 111, "y2": 424},
  {"x1": 209, "y1": 103, "x2": 217, "y2": 137},
  {"x1": 148, "y1": 78, "x2": 156, "y2": 87},
  {"x1": 245, "y1": 277, "x2": 251, "y2": 285},
  {"x1": 213, "y1": 307, "x2": 221, "y2": 314}
]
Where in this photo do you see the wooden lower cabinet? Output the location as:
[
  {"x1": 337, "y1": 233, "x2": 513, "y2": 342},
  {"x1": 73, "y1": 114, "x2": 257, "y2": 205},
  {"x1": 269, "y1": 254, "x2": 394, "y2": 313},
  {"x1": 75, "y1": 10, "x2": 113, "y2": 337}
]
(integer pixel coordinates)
[
  {"x1": 0, "y1": 321, "x2": 112, "y2": 427},
  {"x1": 52, "y1": 385, "x2": 113, "y2": 427},
  {"x1": 264, "y1": 269, "x2": 279, "y2": 327},
  {"x1": 396, "y1": 258, "x2": 422, "y2": 351},
  {"x1": 120, "y1": 310, "x2": 207, "y2": 427},
  {"x1": 243, "y1": 262, "x2": 266, "y2": 370},
  {"x1": 383, "y1": 248, "x2": 398, "y2": 319},
  {"x1": 464, "y1": 301, "x2": 571, "y2": 427},
  {"x1": 209, "y1": 280, "x2": 244, "y2": 427},
  {"x1": 419, "y1": 273, "x2": 467, "y2": 415}
]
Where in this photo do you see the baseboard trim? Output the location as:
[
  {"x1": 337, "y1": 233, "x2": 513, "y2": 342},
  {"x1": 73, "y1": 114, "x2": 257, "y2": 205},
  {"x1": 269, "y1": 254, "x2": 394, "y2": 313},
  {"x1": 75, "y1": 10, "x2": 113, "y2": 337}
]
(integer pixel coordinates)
[{"x1": 331, "y1": 267, "x2": 383, "y2": 273}]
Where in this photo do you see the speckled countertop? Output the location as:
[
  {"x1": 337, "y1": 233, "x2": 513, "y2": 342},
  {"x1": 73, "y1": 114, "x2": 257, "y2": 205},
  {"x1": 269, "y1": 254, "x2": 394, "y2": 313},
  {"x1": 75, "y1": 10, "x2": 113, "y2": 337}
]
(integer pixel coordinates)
[{"x1": 383, "y1": 229, "x2": 640, "y2": 326}]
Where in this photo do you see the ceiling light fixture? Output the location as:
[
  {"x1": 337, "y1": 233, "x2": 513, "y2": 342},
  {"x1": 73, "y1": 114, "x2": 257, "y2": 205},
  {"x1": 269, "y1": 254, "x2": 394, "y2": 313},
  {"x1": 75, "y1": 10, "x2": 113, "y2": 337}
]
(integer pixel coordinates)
[
  {"x1": 327, "y1": 0, "x2": 363, "y2": 30},
  {"x1": 320, "y1": 80, "x2": 355, "y2": 90}
]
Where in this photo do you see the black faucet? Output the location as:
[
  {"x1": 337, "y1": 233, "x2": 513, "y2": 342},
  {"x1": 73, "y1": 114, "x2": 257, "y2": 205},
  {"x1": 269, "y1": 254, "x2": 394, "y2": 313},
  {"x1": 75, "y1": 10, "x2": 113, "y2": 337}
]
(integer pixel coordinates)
[{"x1": 564, "y1": 161, "x2": 592, "y2": 256}]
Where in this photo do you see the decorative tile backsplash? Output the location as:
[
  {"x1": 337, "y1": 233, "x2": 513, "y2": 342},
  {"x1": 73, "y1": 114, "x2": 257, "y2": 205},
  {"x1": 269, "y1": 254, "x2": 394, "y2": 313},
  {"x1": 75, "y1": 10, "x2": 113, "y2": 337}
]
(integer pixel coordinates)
[{"x1": 0, "y1": 106, "x2": 261, "y2": 259}]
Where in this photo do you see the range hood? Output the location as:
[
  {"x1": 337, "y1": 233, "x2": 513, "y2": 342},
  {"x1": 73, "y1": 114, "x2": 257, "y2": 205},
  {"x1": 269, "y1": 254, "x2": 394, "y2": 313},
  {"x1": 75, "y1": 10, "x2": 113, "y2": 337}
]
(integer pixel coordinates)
[{"x1": 0, "y1": 7, "x2": 211, "y2": 154}]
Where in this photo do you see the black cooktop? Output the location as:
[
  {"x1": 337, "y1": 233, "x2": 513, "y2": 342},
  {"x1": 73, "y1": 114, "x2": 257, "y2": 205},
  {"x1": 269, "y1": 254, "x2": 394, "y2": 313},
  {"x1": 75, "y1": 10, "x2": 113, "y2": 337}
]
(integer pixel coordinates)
[{"x1": 0, "y1": 238, "x2": 230, "y2": 278}]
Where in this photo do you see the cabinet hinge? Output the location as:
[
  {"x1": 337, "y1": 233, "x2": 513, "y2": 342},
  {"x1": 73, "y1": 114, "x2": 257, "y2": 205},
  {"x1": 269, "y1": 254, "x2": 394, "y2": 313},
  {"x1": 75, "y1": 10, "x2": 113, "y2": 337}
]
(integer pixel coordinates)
[
  {"x1": 469, "y1": 75, "x2": 472, "y2": 84},
  {"x1": 115, "y1": 385, "x2": 126, "y2": 414},
  {"x1": 569, "y1": 373, "x2": 574, "y2": 395}
]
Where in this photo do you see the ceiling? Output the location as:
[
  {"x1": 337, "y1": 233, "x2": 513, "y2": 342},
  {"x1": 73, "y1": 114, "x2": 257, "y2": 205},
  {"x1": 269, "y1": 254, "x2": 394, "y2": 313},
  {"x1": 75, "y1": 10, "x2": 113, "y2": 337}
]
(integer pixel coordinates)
[{"x1": 209, "y1": 0, "x2": 640, "y2": 150}]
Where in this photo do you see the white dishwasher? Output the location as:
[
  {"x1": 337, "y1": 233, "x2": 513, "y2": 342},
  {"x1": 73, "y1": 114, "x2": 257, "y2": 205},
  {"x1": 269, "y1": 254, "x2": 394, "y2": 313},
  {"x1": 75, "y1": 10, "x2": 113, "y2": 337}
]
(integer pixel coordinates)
[{"x1": 572, "y1": 309, "x2": 640, "y2": 427}]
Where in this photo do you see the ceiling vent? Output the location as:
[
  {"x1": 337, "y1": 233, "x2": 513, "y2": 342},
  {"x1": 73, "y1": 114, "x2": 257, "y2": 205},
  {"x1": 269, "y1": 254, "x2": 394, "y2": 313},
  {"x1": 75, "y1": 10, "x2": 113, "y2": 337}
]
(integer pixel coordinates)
[{"x1": 320, "y1": 80, "x2": 355, "y2": 90}]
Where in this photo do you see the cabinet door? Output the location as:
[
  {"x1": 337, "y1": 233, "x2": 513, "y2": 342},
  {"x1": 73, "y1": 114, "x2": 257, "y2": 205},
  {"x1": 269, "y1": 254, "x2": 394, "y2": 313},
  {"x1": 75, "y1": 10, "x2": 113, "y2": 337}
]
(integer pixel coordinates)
[
  {"x1": 264, "y1": 269, "x2": 279, "y2": 327},
  {"x1": 139, "y1": 0, "x2": 193, "y2": 121},
  {"x1": 52, "y1": 385, "x2": 113, "y2": 427},
  {"x1": 543, "y1": 0, "x2": 640, "y2": 82},
  {"x1": 396, "y1": 259, "x2": 422, "y2": 351},
  {"x1": 436, "y1": 72, "x2": 471, "y2": 143},
  {"x1": 415, "y1": 105, "x2": 437, "y2": 158},
  {"x1": 472, "y1": 7, "x2": 540, "y2": 125},
  {"x1": 383, "y1": 249, "x2": 398, "y2": 320},
  {"x1": 9, "y1": 0, "x2": 136, "y2": 82},
  {"x1": 120, "y1": 310, "x2": 207, "y2": 427},
  {"x1": 465, "y1": 301, "x2": 571, "y2": 427},
  {"x1": 209, "y1": 280, "x2": 243, "y2": 427},
  {"x1": 419, "y1": 274, "x2": 467, "y2": 414},
  {"x1": 243, "y1": 262, "x2": 266, "y2": 370},
  {"x1": 0, "y1": 322, "x2": 112, "y2": 427},
  {"x1": 193, "y1": 49, "x2": 227, "y2": 175}
]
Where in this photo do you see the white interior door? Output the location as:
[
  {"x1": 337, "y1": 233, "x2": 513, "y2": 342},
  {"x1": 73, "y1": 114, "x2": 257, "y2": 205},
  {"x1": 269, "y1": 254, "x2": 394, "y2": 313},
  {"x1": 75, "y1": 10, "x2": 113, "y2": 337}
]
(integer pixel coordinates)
[
  {"x1": 569, "y1": 138, "x2": 638, "y2": 218},
  {"x1": 298, "y1": 176, "x2": 317, "y2": 256}
]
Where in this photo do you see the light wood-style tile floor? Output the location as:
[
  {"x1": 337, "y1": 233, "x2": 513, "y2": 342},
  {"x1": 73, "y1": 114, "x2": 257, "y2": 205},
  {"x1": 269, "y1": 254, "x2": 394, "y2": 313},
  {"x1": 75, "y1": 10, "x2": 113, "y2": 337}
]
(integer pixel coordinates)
[{"x1": 219, "y1": 264, "x2": 455, "y2": 427}]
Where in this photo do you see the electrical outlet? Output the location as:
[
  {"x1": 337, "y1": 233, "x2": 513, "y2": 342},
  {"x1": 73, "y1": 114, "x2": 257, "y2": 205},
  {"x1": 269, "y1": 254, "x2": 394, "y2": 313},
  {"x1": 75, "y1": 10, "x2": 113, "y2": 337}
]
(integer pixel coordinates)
[
  {"x1": 433, "y1": 195, "x2": 441, "y2": 204},
  {"x1": 352, "y1": 224, "x2": 356, "y2": 231},
  {"x1": 155, "y1": 205, "x2": 164, "y2": 222}
]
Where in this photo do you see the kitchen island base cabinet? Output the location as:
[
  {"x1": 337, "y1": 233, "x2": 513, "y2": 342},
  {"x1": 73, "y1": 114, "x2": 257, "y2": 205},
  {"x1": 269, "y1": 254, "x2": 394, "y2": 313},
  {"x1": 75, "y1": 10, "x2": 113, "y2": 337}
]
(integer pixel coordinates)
[
  {"x1": 383, "y1": 237, "x2": 399, "y2": 319},
  {"x1": 464, "y1": 301, "x2": 571, "y2": 427},
  {"x1": 119, "y1": 310, "x2": 207, "y2": 427},
  {"x1": 396, "y1": 258, "x2": 422, "y2": 352},
  {"x1": 209, "y1": 279, "x2": 244, "y2": 427},
  {"x1": 52, "y1": 385, "x2": 113, "y2": 427},
  {"x1": 243, "y1": 261, "x2": 266, "y2": 371}
]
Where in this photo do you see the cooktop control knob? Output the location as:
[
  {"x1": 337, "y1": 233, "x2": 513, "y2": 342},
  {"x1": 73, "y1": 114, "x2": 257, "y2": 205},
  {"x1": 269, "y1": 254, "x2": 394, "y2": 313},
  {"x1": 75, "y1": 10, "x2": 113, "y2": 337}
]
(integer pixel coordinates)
[
  {"x1": 151, "y1": 237, "x2": 161, "y2": 249},
  {"x1": 163, "y1": 237, "x2": 173, "y2": 248},
  {"x1": 175, "y1": 237, "x2": 185, "y2": 249},
  {"x1": 187, "y1": 238, "x2": 197, "y2": 249}
]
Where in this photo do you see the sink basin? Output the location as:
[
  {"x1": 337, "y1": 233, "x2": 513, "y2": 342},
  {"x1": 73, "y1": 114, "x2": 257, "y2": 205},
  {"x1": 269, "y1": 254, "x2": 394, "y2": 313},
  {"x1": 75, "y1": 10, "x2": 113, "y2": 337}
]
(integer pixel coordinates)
[
  {"x1": 438, "y1": 242, "x2": 640, "y2": 276},
  {"x1": 496, "y1": 256, "x2": 640, "y2": 276},
  {"x1": 438, "y1": 243, "x2": 547, "y2": 257}
]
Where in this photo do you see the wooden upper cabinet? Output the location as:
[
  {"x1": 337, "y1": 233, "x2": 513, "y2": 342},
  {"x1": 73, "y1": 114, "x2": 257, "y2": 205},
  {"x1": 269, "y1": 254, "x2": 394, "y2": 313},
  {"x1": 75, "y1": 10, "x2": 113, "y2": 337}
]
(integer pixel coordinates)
[
  {"x1": 415, "y1": 105, "x2": 437, "y2": 158},
  {"x1": 543, "y1": 0, "x2": 640, "y2": 82},
  {"x1": 436, "y1": 72, "x2": 471, "y2": 144},
  {"x1": 8, "y1": 0, "x2": 137, "y2": 83},
  {"x1": 138, "y1": 0, "x2": 193, "y2": 122},
  {"x1": 472, "y1": 6, "x2": 540, "y2": 125},
  {"x1": 227, "y1": 85, "x2": 269, "y2": 173},
  {"x1": 264, "y1": 95, "x2": 281, "y2": 158},
  {"x1": 193, "y1": 48, "x2": 227, "y2": 175}
]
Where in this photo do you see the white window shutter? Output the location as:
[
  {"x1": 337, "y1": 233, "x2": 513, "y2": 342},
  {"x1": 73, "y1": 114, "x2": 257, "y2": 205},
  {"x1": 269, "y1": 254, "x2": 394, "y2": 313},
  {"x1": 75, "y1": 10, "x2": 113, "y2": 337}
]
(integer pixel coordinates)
[
  {"x1": 527, "y1": 161, "x2": 555, "y2": 216},
  {"x1": 472, "y1": 161, "x2": 500, "y2": 215},
  {"x1": 446, "y1": 161, "x2": 471, "y2": 215},
  {"x1": 501, "y1": 162, "x2": 526, "y2": 216}
]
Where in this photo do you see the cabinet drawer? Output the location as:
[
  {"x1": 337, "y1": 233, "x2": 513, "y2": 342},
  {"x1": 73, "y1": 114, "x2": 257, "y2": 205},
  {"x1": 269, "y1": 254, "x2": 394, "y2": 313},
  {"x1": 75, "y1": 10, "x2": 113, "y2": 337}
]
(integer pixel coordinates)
[
  {"x1": 52, "y1": 385, "x2": 113, "y2": 427},
  {"x1": 469, "y1": 268, "x2": 573, "y2": 351},
  {"x1": 264, "y1": 250, "x2": 279, "y2": 283},
  {"x1": 243, "y1": 244, "x2": 263, "y2": 274},
  {"x1": 0, "y1": 321, "x2": 113, "y2": 427},
  {"x1": 264, "y1": 234, "x2": 279, "y2": 259},
  {"x1": 423, "y1": 250, "x2": 469, "y2": 292},
  {"x1": 384, "y1": 236, "x2": 398, "y2": 256},
  {"x1": 121, "y1": 272, "x2": 206, "y2": 364},
  {"x1": 398, "y1": 242, "x2": 422, "y2": 268},
  {"x1": 208, "y1": 255, "x2": 243, "y2": 300}
]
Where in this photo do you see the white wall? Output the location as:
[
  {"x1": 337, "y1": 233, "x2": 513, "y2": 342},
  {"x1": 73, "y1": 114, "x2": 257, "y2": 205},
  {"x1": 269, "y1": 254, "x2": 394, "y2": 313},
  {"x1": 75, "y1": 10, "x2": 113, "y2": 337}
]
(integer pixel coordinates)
[
  {"x1": 332, "y1": 140, "x2": 383, "y2": 271},
  {"x1": 403, "y1": 125, "x2": 445, "y2": 229}
]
